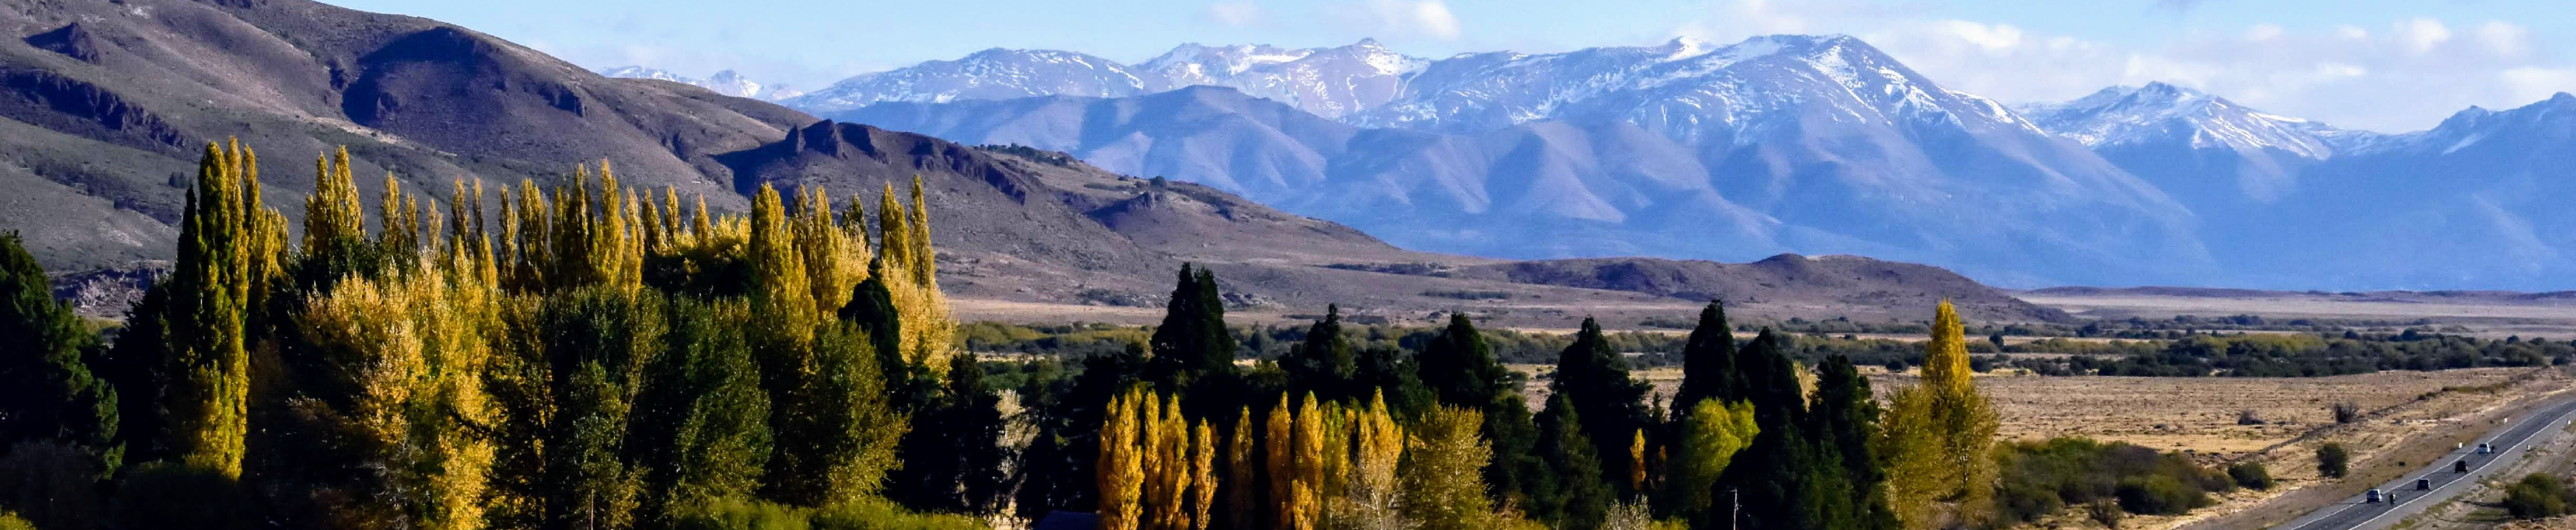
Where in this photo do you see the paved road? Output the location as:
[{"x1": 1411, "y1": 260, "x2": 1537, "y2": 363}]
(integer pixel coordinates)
[{"x1": 2274, "y1": 396, "x2": 2576, "y2": 530}]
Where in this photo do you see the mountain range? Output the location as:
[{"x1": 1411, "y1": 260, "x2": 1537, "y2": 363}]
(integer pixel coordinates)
[
  {"x1": 781, "y1": 36, "x2": 2576, "y2": 290},
  {"x1": 597, "y1": 66, "x2": 804, "y2": 101},
  {"x1": 0, "y1": 0, "x2": 2059, "y2": 326}
]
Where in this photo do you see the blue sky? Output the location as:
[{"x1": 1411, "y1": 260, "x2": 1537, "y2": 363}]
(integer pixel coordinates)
[{"x1": 320, "y1": 0, "x2": 2576, "y2": 132}]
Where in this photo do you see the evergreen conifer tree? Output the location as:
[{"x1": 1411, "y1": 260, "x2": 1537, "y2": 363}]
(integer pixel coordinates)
[
  {"x1": 1673, "y1": 301, "x2": 1743, "y2": 419},
  {"x1": 1145, "y1": 264, "x2": 1235, "y2": 402},
  {"x1": 0, "y1": 232, "x2": 117, "y2": 467},
  {"x1": 1418, "y1": 314, "x2": 1508, "y2": 409},
  {"x1": 1533, "y1": 393, "x2": 1608, "y2": 528},
  {"x1": 1547, "y1": 317, "x2": 1651, "y2": 498},
  {"x1": 1281, "y1": 305, "x2": 1357, "y2": 400},
  {"x1": 1809, "y1": 355, "x2": 1901, "y2": 530}
]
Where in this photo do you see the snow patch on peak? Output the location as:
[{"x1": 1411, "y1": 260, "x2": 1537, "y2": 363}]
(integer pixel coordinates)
[
  {"x1": 596, "y1": 65, "x2": 798, "y2": 100},
  {"x1": 2020, "y1": 82, "x2": 2351, "y2": 159}
]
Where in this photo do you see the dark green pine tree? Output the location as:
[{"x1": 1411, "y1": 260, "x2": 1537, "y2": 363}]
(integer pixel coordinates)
[
  {"x1": 1736, "y1": 330, "x2": 1805, "y2": 427},
  {"x1": 1280, "y1": 305, "x2": 1358, "y2": 400},
  {"x1": 1145, "y1": 264, "x2": 1236, "y2": 391},
  {"x1": 1807, "y1": 354, "x2": 1900, "y2": 530},
  {"x1": 1353, "y1": 345, "x2": 1432, "y2": 420},
  {"x1": 1548, "y1": 317, "x2": 1653, "y2": 497},
  {"x1": 629, "y1": 299, "x2": 770, "y2": 524},
  {"x1": 1533, "y1": 393, "x2": 1609, "y2": 528},
  {"x1": 1418, "y1": 313, "x2": 1510, "y2": 409},
  {"x1": 843, "y1": 259, "x2": 923, "y2": 408},
  {"x1": 0, "y1": 231, "x2": 119, "y2": 466},
  {"x1": 1011, "y1": 343, "x2": 1146, "y2": 520},
  {"x1": 1672, "y1": 300, "x2": 1743, "y2": 421},
  {"x1": 1721, "y1": 331, "x2": 1886, "y2": 530},
  {"x1": 1483, "y1": 394, "x2": 1549, "y2": 517},
  {"x1": 893, "y1": 352, "x2": 1012, "y2": 514}
]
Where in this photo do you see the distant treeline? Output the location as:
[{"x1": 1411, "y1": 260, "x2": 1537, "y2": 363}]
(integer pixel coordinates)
[
  {"x1": 966, "y1": 322, "x2": 2575, "y2": 378},
  {"x1": 1752, "y1": 314, "x2": 2463, "y2": 339}
]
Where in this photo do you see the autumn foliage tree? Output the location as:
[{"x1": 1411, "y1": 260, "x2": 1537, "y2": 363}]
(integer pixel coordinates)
[
  {"x1": 1882, "y1": 301, "x2": 2004, "y2": 529},
  {"x1": 34, "y1": 142, "x2": 962, "y2": 530}
]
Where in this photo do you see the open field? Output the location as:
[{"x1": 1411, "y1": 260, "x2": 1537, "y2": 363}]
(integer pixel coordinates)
[
  {"x1": 2021, "y1": 290, "x2": 2576, "y2": 338},
  {"x1": 1967, "y1": 368, "x2": 2539, "y2": 455},
  {"x1": 1524, "y1": 365, "x2": 2543, "y2": 455}
]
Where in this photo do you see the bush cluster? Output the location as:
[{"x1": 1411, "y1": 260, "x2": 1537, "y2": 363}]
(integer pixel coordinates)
[{"x1": 1993, "y1": 438, "x2": 2231, "y2": 523}]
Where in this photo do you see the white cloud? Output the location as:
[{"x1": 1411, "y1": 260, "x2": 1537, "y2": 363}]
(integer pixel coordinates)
[
  {"x1": 1208, "y1": 1, "x2": 1262, "y2": 28},
  {"x1": 2477, "y1": 21, "x2": 2531, "y2": 57},
  {"x1": 2502, "y1": 67, "x2": 2576, "y2": 103},
  {"x1": 1669, "y1": 1, "x2": 2576, "y2": 132},
  {"x1": 2396, "y1": 17, "x2": 2451, "y2": 55},
  {"x1": 1336, "y1": 0, "x2": 1462, "y2": 40},
  {"x1": 1938, "y1": 20, "x2": 2024, "y2": 52}
]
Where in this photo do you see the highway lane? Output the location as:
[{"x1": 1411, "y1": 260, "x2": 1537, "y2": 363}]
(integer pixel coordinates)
[{"x1": 2274, "y1": 395, "x2": 2576, "y2": 530}]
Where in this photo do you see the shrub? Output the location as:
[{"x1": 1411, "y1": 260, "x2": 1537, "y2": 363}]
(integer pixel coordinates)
[
  {"x1": 0, "y1": 441, "x2": 102, "y2": 530},
  {"x1": 669, "y1": 497, "x2": 987, "y2": 530},
  {"x1": 2085, "y1": 500, "x2": 2123, "y2": 529},
  {"x1": 2226, "y1": 462, "x2": 2274, "y2": 490},
  {"x1": 2503, "y1": 474, "x2": 2576, "y2": 519},
  {"x1": 108, "y1": 462, "x2": 251, "y2": 530},
  {"x1": 0, "y1": 511, "x2": 31, "y2": 530},
  {"x1": 2236, "y1": 409, "x2": 2265, "y2": 425},
  {"x1": 2332, "y1": 402, "x2": 2362, "y2": 424},
  {"x1": 2115, "y1": 475, "x2": 2209, "y2": 514},
  {"x1": 810, "y1": 498, "x2": 988, "y2": 530},
  {"x1": 2316, "y1": 443, "x2": 2350, "y2": 479},
  {"x1": 673, "y1": 498, "x2": 813, "y2": 530},
  {"x1": 1994, "y1": 437, "x2": 2228, "y2": 523}
]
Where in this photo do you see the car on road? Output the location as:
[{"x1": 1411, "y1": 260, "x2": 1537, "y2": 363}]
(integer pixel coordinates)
[{"x1": 2366, "y1": 489, "x2": 2382, "y2": 503}]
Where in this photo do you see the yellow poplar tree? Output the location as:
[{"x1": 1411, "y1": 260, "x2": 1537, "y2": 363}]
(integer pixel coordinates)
[
  {"x1": 1099, "y1": 387, "x2": 1147, "y2": 530},
  {"x1": 1268, "y1": 395, "x2": 1299, "y2": 530},
  {"x1": 1399, "y1": 406, "x2": 1495, "y2": 530},
  {"x1": 1290, "y1": 395, "x2": 1328, "y2": 530},
  {"x1": 1882, "y1": 301, "x2": 2003, "y2": 529},
  {"x1": 162, "y1": 139, "x2": 282, "y2": 478},
  {"x1": 1673, "y1": 399, "x2": 1757, "y2": 519},
  {"x1": 1190, "y1": 420, "x2": 1219, "y2": 530},
  {"x1": 1229, "y1": 406, "x2": 1260, "y2": 530},
  {"x1": 747, "y1": 184, "x2": 813, "y2": 345}
]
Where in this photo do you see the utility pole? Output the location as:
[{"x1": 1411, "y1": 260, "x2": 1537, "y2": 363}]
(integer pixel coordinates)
[{"x1": 1730, "y1": 488, "x2": 1741, "y2": 530}]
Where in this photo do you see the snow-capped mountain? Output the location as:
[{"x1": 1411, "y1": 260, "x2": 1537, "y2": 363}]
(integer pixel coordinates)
[
  {"x1": 2017, "y1": 82, "x2": 2366, "y2": 159},
  {"x1": 596, "y1": 66, "x2": 802, "y2": 100},
  {"x1": 781, "y1": 49, "x2": 1158, "y2": 113},
  {"x1": 1159, "y1": 39, "x2": 1425, "y2": 118},
  {"x1": 839, "y1": 36, "x2": 2212, "y2": 287},
  {"x1": 1138, "y1": 43, "x2": 1318, "y2": 87},
  {"x1": 807, "y1": 34, "x2": 2576, "y2": 289},
  {"x1": 785, "y1": 40, "x2": 1426, "y2": 118},
  {"x1": 2015, "y1": 82, "x2": 2381, "y2": 205}
]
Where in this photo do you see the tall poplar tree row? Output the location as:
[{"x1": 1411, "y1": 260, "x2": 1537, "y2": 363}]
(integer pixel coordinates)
[
  {"x1": 159, "y1": 140, "x2": 286, "y2": 478},
  {"x1": 1094, "y1": 386, "x2": 1223, "y2": 530},
  {"x1": 40, "y1": 141, "x2": 963, "y2": 529}
]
